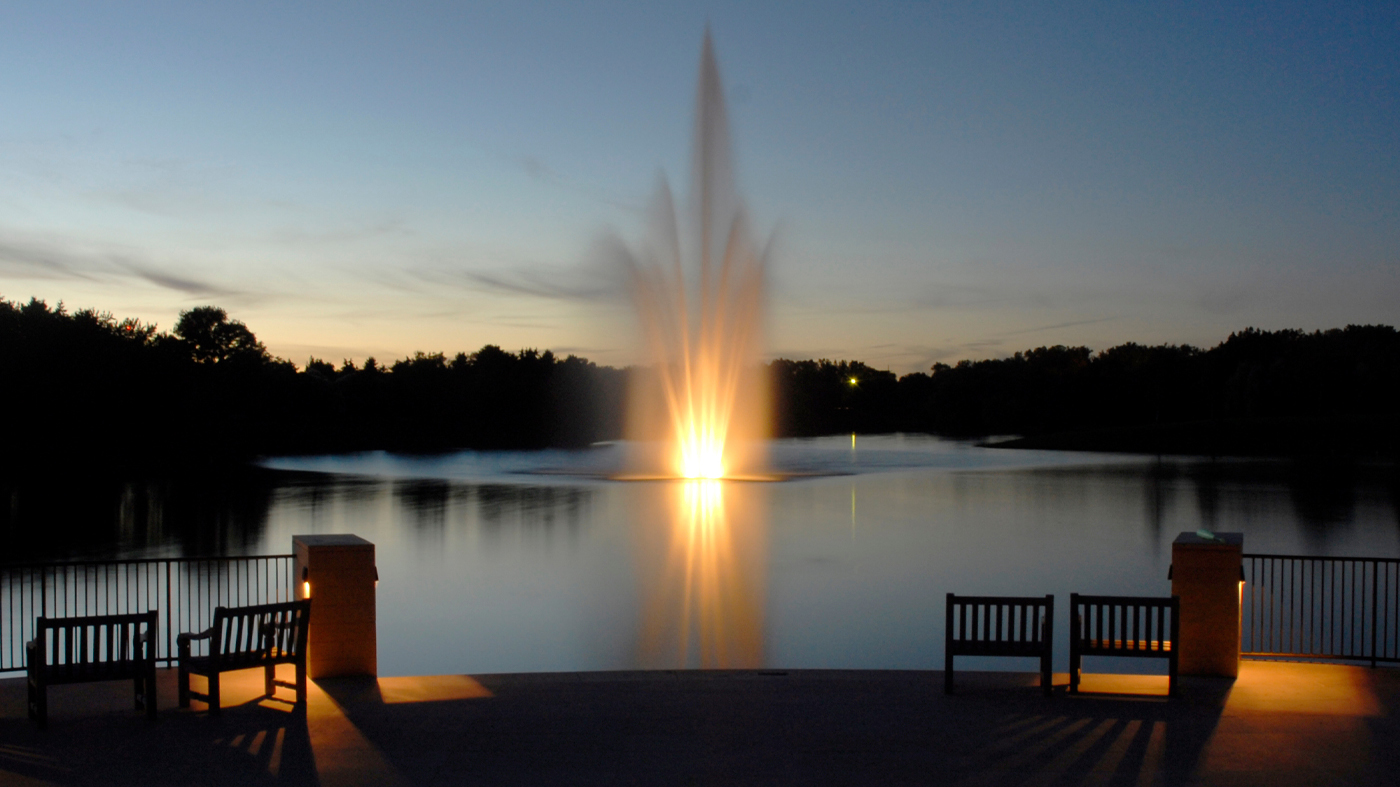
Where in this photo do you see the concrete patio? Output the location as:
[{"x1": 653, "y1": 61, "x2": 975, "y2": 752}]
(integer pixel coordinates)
[{"x1": 1, "y1": 661, "x2": 1397, "y2": 786}]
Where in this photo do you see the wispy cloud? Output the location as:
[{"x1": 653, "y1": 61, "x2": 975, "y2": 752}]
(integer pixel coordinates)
[
  {"x1": 515, "y1": 153, "x2": 645, "y2": 212},
  {"x1": 266, "y1": 217, "x2": 412, "y2": 246},
  {"x1": 122, "y1": 262, "x2": 239, "y2": 298},
  {"x1": 0, "y1": 239, "x2": 94, "y2": 280},
  {"x1": 0, "y1": 229, "x2": 252, "y2": 301},
  {"x1": 1002, "y1": 316, "x2": 1117, "y2": 336},
  {"x1": 406, "y1": 262, "x2": 622, "y2": 303}
]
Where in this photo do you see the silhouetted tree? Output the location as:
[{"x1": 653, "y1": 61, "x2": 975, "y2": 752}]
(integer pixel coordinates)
[{"x1": 174, "y1": 306, "x2": 268, "y2": 365}]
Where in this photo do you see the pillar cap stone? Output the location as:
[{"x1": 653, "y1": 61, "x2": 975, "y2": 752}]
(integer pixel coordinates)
[
  {"x1": 294, "y1": 534, "x2": 373, "y2": 549},
  {"x1": 1173, "y1": 531, "x2": 1242, "y2": 548}
]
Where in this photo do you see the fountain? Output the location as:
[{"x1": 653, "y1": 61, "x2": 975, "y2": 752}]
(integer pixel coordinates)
[
  {"x1": 604, "y1": 33, "x2": 774, "y2": 668},
  {"x1": 612, "y1": 32, "x2": 773, "y2": 481}
]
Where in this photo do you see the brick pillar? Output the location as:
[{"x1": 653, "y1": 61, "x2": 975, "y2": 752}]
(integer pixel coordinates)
[
  {"x1": 294, "y1": 535, "x2": 377, "y2": 678},
  {"x1": 1171, "y1": 531, "x2": 1242, "y2": 678}
]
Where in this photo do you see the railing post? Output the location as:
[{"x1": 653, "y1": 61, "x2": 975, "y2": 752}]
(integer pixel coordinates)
[{"x1": 165, "y1": 561, "x2": 173, "y2": 666}]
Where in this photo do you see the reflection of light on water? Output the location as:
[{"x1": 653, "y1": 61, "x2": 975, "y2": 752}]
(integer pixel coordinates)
[
  {"x1": 638, "y1": 480, "x2": 765, "y2": 668},
  {"x1": 851, "y1": 485, "x2": 857, "y2": 540}
]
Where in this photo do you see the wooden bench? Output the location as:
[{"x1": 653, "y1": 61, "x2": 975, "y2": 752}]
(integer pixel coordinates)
[
  {"x1": 1069, "y1": 594, "x2": 1179, "y2": 696},
  {"x1": 178, "y1": 600, "x2": 310, "y2": 714},
  {"x1": 945, "y1": 594, "x2": 1054, "y2": 695},
  {"x1": 26, "y1": 611, "x2": 157, "y2": 729}
]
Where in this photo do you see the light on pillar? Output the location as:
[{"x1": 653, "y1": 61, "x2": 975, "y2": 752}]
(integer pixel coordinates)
[{"x1": 302, "y1": 566, "x2": 311, "y2": 599}]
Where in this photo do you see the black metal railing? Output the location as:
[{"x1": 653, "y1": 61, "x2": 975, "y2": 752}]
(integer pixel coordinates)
[
  {"x1": 1243, "y1": 553, "x2": 1400, "y2": 666},
  {"x1": 1, "y1": 555, "x2": 296, "y2": 673}
]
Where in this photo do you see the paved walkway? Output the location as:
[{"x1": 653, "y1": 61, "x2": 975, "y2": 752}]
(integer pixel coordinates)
[{"x1": 2, "y1": 661, "x2": 1397, "y2": 786}]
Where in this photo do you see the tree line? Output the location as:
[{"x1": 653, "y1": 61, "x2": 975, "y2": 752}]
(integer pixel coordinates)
[
  {"x1": 3, "y1": 295, "x2": 1397, "y2": 473},
  {"x1": 0, "y1": 299, "x2": 625, "y2": 473},
  {"x1": 774, "y1": 326, "x2": 1400, "y2": 457}
]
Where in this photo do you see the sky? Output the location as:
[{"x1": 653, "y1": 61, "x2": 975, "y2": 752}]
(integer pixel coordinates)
[{"x1": 2, "y1": 1, "x2": 1397, "y2": 373}]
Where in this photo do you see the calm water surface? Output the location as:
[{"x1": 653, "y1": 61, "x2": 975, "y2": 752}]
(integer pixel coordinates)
[{"x1": 7, "y1": 435, "x2": 1399, "y2": 676}]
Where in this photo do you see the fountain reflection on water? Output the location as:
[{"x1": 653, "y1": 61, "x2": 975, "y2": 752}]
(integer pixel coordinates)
[{"x1": 635, "y1": 480, "x2": 767, "y2": 668}]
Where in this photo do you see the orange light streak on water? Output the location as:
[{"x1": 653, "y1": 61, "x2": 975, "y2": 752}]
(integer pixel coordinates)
[{"x1": 637, "y1": 479, "x2": 765, "y2": 668}]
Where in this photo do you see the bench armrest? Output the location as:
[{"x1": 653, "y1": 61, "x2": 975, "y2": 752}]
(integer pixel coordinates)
[{"x1": 177, "y1": 629, "x2": 213, "y2": 644}]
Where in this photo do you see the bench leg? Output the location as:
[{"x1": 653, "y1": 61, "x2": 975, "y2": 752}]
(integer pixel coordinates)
[
  {"x1": 208, "y1": 673, "x2": 221, "y2": 715},
  {"x1": 295, "y1": 660, "x2": 307, "y2": 709},
  {"x1": 145, "y1": 664, "x2": 158, "y2": 720},
  {"x1": 28, "y1": 675, "x2": 47, "y2": 729},
  {"x1": 134, "y1": 674, "x2": 157, "y2": 719},
  {"x1": 1069, "y1": 651, "x2": 1080, "y2": 694},
  {"x1": 178, "y1": 664, "x2": 190, "y2": 708},
  {"x1": 1041, "y1": 653, "x2": 1052, "y2": 697},
  {"x1": 265, "y1": 663, "x2": 275, "y2": 698},
  {"x1": 35, "y1": 687, "x2": 47, "y2": 729},
  {"x1": 944, "y1": 653, "x2": 954, "y2": 695}
]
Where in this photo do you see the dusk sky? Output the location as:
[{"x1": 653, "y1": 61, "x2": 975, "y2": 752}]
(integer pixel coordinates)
[{"x1": 3, "y1": 1, "x2": 1397, "y2": 373}]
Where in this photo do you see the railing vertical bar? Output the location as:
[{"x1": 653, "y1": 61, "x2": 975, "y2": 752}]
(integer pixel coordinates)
[
  {"x1": 1346, "y1": 561, "x2": 1354, "y2": 657},
  {"x1": 1309, "y1": 559, "x2": 1317, "y2": 655},
  {"x1": 1288, "y1": 556, "x2": 1294, "y2": 654},
  {"x1": 1371, "y1": 561, "x2": 1379, "y2": 667},
  {"x1": 1269, "y1": 557, "x2": 1276, "y2": 653}
]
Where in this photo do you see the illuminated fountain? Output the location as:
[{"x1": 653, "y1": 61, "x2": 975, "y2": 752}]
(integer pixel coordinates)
[
  {"x1": 613, "y1": 32, "x2": 772, "y2": 482},
  {"x1": 611, "y1": 34, "x2": 772, "y2": 668}
]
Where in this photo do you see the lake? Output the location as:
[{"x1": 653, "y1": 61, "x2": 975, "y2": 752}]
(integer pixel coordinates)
[{"x1": 5, "y1": 435, "x2": 1398, "y2": 676}]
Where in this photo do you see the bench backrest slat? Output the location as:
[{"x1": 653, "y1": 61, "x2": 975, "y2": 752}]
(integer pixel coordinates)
[
  {"x1": 34, "y1": 612, "x2": 155, "y2": 673},
  {"x1": 1070, "y1": 594, "x2": 1178, "y2": 654},
  {"x1": 946, "y1": 594, "x2": 1053, "y2": 650},
  {"x1": 207, "y1": 601, "x2": 310, "y2": 665}
]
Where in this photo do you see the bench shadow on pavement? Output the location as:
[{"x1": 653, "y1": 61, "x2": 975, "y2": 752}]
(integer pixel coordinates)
[
  {"x1": 316, "y1": 670, "x2": 1234, "y2": 786},
  {"x1": 0, "y1": 669, "x2": 317, "y2": 787}
]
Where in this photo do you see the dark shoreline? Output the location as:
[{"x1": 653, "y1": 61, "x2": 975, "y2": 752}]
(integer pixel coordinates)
[{"x1": 981, "y1": 416, "x2": 1400, "y2": 462}]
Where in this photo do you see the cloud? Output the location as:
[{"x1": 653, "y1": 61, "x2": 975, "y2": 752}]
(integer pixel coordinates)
[
  {"x1": 266, "y1": 217, "x2": 412, "y2": 246},
  {"x1": 1001, "y1": 316, "x2": 1118, "y2": 336},
  {"x1": 122, "y1": 262, "x2": 239, "y2": 298},
  {"x1": 405, "y1": 262, "x2": 622, "y2": 303},
  {"x1": 520, "y1": 157, "x2": 558, "y2": 183},
  {"x1": 0, "y1": 229, "x2": 252, "y2": 301},
  {"x1": 0, "y1": 239, "x2": 93, "y2": 280},
  {"x1": 515, "y1": 153, "x2": 645, "y2": 212}
]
